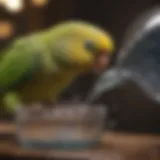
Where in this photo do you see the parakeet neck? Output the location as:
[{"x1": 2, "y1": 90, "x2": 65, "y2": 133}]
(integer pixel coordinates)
[{"x1": 39, "y1": 30, "x2": 88, "y2": 74}]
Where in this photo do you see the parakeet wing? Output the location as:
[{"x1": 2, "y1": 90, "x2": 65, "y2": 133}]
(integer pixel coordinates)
[{"x1": 0, "y1": 39, "x2": 39, "y2": 92}]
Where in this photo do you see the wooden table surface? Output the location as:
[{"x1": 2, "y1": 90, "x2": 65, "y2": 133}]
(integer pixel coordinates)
[{"x1": 0, "y1": 122, "x2": 160, "y2": 160}]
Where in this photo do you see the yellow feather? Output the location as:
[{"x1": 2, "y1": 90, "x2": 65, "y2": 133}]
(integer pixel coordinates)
[{"x1": 17, "y1": 69, "x2": 78, "y2": 104}]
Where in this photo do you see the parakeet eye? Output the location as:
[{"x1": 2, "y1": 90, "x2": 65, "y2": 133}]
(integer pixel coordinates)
[{"x1": 84, "y1": 40, "x2": 97, "y2": 52}]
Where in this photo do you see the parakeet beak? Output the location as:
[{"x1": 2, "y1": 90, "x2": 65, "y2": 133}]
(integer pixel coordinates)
[{"x1": 91, "y1": 51, "x2": 111, "y2": 74}]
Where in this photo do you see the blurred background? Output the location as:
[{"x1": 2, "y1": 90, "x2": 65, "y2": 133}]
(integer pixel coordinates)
[{"x1": 0, "y1": 0, "x2": 160, "y2": 131}]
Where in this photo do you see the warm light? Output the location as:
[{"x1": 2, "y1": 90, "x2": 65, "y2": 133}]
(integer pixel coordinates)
[
  {"x1": 31, "y1": 0, "x2": 48, "y2": 7},
  {"x1": 4, "y1": 0, "x2": 24, "y2": 13},
  {"x1": 0, "y1": 21, "x2": 15, "y2": 39},
  {"x1": 0, "y1": 0, "x2": 5, "y2": 5}
]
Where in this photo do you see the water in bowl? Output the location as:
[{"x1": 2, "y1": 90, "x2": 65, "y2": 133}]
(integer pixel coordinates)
[{"x1": 16, "y1": 103, "x2": 106, "y2": 149}]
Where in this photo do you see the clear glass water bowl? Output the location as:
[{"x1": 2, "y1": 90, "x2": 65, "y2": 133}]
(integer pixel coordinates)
[{"x1": 15, "y1": 103, "x2": 106, "y2": 150}]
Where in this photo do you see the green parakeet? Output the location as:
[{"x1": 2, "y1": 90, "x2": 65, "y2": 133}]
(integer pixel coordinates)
[{"x1": 0, "y1": 20, "x2": 115, "y2": 112}]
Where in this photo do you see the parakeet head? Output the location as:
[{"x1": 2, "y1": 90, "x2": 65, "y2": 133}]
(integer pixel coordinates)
[{"x1": 48, "y1": 20, "x2": 115, "y2": 73}]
